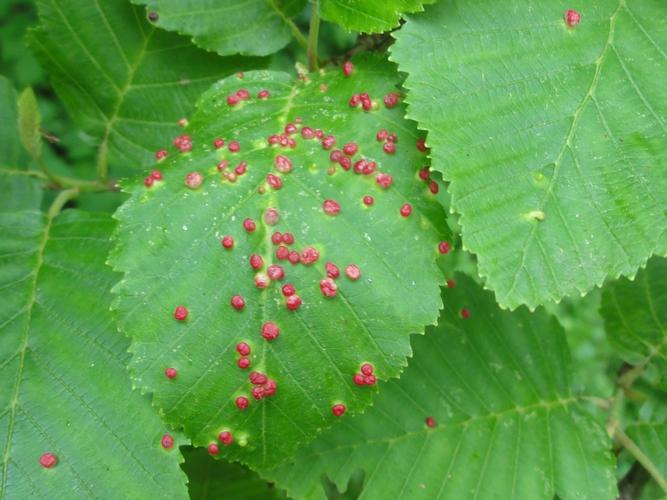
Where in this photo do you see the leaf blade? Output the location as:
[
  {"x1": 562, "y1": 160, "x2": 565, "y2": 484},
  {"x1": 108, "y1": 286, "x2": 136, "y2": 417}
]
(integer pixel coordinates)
[
  {"x1": 130, "y1": 0, "x2": 307, "y2": 56},
  {"x1": 320, "y1": 0, "x2": 435, "y2": 33}
]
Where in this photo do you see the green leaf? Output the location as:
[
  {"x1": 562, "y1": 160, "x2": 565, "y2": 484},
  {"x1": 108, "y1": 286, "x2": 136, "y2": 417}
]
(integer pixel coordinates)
[
  {"x1": 111, "y1": 54, "x2": 450, "y2": 468},
  {"x1": 601, "y1": 256, "x2": 667, "y2": 380},
  {"x1": 390, "y1": 0, "x2": 667, "y2": 310},
  {"x1": 263, "y1": 274, "x2": 617, "y2": 500},
  {"x1": 0, "y1": 199, "x2": 189, "y2": 497},
  {"x1": 0, "y1": 75, "x2": 30, "y2": 168},
  {"x1": 29, "y1": 0, "x2": 264, "y2": 173},
  {"x1": 17, "y1": 86, "x2": 42, "y2": 163},
  {"x1": 320, "y1": 0, "x2": 434, "y2": 33},
  {"x1": 131, "y1": 0, "x2": 307, "y2": 57},
  {"x1": 182, "y1": 448, "x2": 286, "y2": 499}
]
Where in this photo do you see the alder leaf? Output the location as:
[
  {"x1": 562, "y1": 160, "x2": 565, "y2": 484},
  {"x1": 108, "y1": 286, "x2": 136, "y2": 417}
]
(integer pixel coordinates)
[
  {"x1": 0, "y1": 184, "x2": 189, "y2": 497},
  {"x1": 29, "y1": 0, "x2": 263, "y2": 171},
  {"x1": 130, "y1": 0, "x2": 307, "y2": 57},
  {"x1": 391, "y1": 0, "x2": 667, "y2": 310},
  {"x1": 111, "y1": 54, "x2": 451, "y2": 468},
  {"x1": 263, "y1": 274, "x2": 617, "y2": 499},
  {"x1": 320, "y1": 0, "x2": 435, "y2": 33}
]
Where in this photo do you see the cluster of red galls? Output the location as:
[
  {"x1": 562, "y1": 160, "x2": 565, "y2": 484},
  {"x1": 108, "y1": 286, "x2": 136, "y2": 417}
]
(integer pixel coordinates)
[
  {"x1": 418, "y1": 165, "x2": 440, "y2": 195},
  {"x1": 220, "y1": 213, "x2": 362, "y2": 313},
  {"x1": 376, "y1": 128, "x2": 398, "y2": 155},
  {"x1": 143, "y1": 169, "x2": 163, "y2": 187},
  {"x1": 353, "y1": 363, "x2": 377, "y2": 386},
  {"x1": 226, "y1": 87, "x2": 270, "y2": 106}
]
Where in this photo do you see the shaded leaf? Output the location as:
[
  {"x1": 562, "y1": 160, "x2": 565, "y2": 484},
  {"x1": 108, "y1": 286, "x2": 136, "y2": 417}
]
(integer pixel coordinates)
[
  {"x1": 182, "y1": 447, "x2": 286, "y2": 499},
  {"x1": 264, "y1": 274, "x2": 617, "y2": 500},
  {"x1": 601, "y1": 256, "x2": 667, "y2": 381},
  {"x1": 0, "y1": 171, "x2": 43, "y2": 212},
  {"x1": 391, "y1": 0, "x2": 667, "y2": 309},
  {"x1": 111, "y1": 55, "x2": 450, "y2": 468},
  {"x1": 29, "y1": 0, "x2": 264, "y2": 171},
  {"x1": 626, "y1": 422, "x2": 667, "y2": 483},
  {"x1": 0, "y1": 189, "x2": 188, "y2": 497},
  {"x1": 131, "y1": 0, "x2": 307, "y2": 57},
  {"x1": 320, "y1": 0, "x2": 434, "y2": 33}
]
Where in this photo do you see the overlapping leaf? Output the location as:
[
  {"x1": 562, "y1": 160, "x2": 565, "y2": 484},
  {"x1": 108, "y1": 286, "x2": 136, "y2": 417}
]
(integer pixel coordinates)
[
  {"x1": 111, "y1": 54, "x2": 450, "y2": 467},
  {"x1": 0, "y1": 183, "x2": 188, "y2": 498},
  {"x1": 29, "y1": 0, "x2": 262, "y2": 171},
  {"x1": 320, "y1": 0, "x2": 435, "y2": 33},
  {"x1": 130, "y1": 0, "x2": 307, "y2": 56},
  {"x1": 263, "y1": 274, "x2": 617, "y2": 499},
  {"x1": 391, "y1": 0, "x2": 667, "y2": 310}
]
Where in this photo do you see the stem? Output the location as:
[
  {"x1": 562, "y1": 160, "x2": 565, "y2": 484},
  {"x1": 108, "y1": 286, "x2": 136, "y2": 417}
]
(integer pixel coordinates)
[
  {"x1": 50, "y1": 174, "x2": 110, "y2": 191},
  {"x1": 618, "y1": 338, "x2": 667, "y2": 390},
  {"x1": 580, "y1": 396, "x2": 612, "y2": 410},
  {"x1": 269, "y1": 0, "x2": 308, "y2": 50},
  {"x1": 0, "y1": 168, "x2": 112, "y2": 192},
  {"x1": 47, "y1": 188, "x2": 79, "y2": 218},
  {"x1": 614, "y1": 427, "x2": 667, "y2": 494},
  {"x1": 307, "y1": 0, "x2": 320, "y2": 72},
  {"x1": 37, "y1": 157, "x2": 60, "y2": 186},
  {"x1": 606, "y1": 387, "x2": 625, "y2": 437}
]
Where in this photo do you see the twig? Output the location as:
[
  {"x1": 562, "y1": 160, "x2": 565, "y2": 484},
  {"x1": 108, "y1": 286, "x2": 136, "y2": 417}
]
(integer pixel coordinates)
[{"x1": 47, "y1": 188, "x2": 80, "y2": 218}]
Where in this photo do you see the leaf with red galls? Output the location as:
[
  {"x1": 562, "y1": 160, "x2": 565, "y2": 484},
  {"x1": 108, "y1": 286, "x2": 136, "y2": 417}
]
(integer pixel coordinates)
[{"x1": 111, "y1": 54, "x2": 451, "y2": 467}]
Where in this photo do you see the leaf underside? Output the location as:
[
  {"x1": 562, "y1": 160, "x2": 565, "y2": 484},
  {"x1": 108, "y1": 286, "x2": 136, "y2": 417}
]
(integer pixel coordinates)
[
  {"x1": 264, "y1": 274, "x2": 617, "y2": 500},
  {"x1": 29, "y1": 0, "x2": 263, "y2": 170},
  {"x1": 111, "y1": 54, "x2": 450, "y2": 467},
  {"x1": 391, "y1": 0, "x2": 667, "y2": 310},
  {"x1": 130, "y1": 0, "x2": 307, "y2": 57},
  {"x1": 0, "y1": 180, "x2": 188, "y2": 498}
]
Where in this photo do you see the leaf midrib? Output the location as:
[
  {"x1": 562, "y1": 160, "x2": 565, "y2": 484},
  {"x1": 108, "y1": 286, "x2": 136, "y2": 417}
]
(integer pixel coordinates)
[
  {"x1": 282, "y1": 396, "x2": 579, "y2": 462},
  {"x1": 96, "y1": 23, "x2": 156, "y2": 178},
  {"x1": 506, "y1": 0, "x2": 625, "y2": 299}
]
